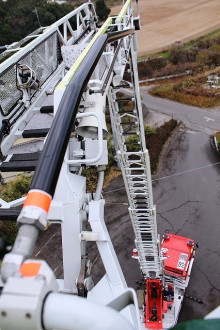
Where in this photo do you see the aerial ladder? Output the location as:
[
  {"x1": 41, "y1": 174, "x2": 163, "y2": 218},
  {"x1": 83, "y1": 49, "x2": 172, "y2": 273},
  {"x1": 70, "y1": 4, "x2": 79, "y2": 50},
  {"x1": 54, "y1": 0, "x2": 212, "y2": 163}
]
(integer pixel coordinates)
[{"x1": 0, "y1": 1, "x2": 195, "y2": 329}]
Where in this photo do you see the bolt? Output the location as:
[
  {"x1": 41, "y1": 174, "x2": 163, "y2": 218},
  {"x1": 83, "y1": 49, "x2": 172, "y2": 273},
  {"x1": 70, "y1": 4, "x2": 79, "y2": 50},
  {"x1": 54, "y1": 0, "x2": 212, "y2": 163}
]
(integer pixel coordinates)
[
  {"x1": 25, "y1": 313, "x2": 31, "y2": 319},
  {"x1": 1, "y1": 311, "x2": 7, "y2": 317}
]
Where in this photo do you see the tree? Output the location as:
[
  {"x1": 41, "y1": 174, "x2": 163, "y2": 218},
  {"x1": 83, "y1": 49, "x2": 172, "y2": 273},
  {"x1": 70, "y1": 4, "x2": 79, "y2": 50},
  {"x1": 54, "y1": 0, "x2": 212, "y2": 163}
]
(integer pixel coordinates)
[
  {"x1": 0, "y1": 0, "x2": 74, "y2": 46},
  {"x1": 169, "y1": 46, "x2": 197, "y2": 64},
  {"x1": 95, "y1": 0, "x2": 110, "y2": 20}
]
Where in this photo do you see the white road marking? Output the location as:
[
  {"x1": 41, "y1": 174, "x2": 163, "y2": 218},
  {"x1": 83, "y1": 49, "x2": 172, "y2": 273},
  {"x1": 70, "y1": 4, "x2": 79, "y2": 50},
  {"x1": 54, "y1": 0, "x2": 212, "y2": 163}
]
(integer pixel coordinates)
[
  {"x1": 179, "y1": 129, "x2": 196, "y2": 134},
  {"x1": 204, "y1": 116, "x2": 215, "y2": 122}
]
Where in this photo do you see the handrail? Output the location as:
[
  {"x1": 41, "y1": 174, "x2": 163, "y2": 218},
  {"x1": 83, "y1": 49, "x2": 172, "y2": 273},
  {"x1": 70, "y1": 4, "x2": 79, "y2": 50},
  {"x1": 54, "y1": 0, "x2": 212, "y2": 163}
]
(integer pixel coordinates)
[
  {"x1": 116, "y1": 0, "x2": 132, "y2": 23},
  {"x1": 56, "y1": 17, "x2": 113, "y2": 91},
  {"x1": 0, "y1": 3, "x2": 91, "y2": 73}
]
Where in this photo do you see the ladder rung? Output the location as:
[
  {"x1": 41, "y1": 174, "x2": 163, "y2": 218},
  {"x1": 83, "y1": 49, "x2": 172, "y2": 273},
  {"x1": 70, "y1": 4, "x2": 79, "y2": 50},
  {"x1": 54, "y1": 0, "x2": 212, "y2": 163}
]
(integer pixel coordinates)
[
  {"x1": 0, "y1": 160, "x2": 38, "y2": 172},
  {"x1": 0, "y1": 207, "x2": 21, "y2": 221},
  {"x1": 112, "y1": 84, "x2": 131, "y2": 89},
  {"x1": 124, "y1": 142, "x2": 140, "y2": 145},
  {"x1": 131, "y1": 194, "x2": 148, "y2": 197},
  {"x1": 118, "y1": 110, "x2": 135, "y2": 114},
  {"x1": 125, "y1": 167, "x2": 145, "y2": 170},
  {"x1": 121, "y1": 121, "x2": 136, "y2": 125},
  {"x1": 126, "y1": 174, "x2": 146, "y2": 177},
  {"x1": 133, "y1": 197, "x2": 148, "y2": 200},
  {"x1": 120, "y1": 152, "x2": 144, "y2": 155},
  {"x1": 10, "y1": 152, "x2": 41, "y2": 162},
  {"x1": 22, "y1": 128, "x2": 50, "y2": 138},
  {"x1": 116, "y1": 98, "x2": 133, "y2": 102},
  {"x1": 122, "y1": 132, "x2": 137, "y2": 136},
  {"x1": 40, "y1": 105, "x2": 53, "y2": 113}
]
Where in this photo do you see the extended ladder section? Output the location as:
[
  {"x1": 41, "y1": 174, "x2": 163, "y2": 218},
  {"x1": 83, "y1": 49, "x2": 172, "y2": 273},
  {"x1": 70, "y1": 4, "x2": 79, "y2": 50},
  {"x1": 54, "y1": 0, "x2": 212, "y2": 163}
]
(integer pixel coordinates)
[{"x1": 108, "y1": 53, "x2": 161, "y2": 279}]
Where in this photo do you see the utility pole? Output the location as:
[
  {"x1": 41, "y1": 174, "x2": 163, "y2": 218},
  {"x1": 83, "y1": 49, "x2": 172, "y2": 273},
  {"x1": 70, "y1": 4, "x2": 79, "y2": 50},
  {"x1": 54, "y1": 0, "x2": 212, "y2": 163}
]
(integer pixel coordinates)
[{"x1": 33, "y1": 6, "x2": 41, "y2": 28}]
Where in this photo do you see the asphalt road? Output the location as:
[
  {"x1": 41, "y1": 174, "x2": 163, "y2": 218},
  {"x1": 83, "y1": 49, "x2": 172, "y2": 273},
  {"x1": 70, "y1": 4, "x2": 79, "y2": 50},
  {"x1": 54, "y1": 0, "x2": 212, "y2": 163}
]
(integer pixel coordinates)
[
  {"x1": 141, "y1": 89, "x2": 220, "y2": 321},
  {"x1": 141, "y1": 86, "x2": 220, "y2": 133}
]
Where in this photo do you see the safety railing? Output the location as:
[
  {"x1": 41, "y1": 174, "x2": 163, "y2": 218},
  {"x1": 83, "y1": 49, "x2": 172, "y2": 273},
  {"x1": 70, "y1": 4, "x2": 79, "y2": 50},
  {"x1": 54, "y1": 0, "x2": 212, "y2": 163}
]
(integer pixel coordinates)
[{"x1": 0, "y1": 3, "x2": 95, "y2": 123}]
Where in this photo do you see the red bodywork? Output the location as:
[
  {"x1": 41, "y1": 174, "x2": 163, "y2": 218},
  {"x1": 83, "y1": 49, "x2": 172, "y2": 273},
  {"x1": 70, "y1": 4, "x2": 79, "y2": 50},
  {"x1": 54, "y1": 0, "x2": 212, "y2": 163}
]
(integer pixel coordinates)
[
  {"x1": 144, "y1": 234, "x2": 195, "y2": 329},
  {"x1": 145, "y1": 279, "x2": 163, "y2": 329},
  {"x1": 161, "y1": 233, "x2": 194, "y2": 279}
]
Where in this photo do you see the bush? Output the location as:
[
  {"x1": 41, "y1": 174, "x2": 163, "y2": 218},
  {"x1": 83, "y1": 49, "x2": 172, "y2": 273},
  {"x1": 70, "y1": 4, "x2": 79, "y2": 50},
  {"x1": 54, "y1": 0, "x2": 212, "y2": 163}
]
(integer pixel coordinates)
[
  {"x1": 169, "y1": 46, "x2": 197, "y2": 64},
  {"x1": 0, "y1": 0, "x2": 74, "y2": 46},
  {"x1": 150, "y1": 81, "x2": 219, "y2": 108},
  {"x1": 0, "y1": 175, "x2": 32, "y2": 202},
  {"x1": 196, "y1": 45, "x2": 220, "y2": 68},
  {"x1": 95, "y1": 0, "x2": 110, "y2": 20},
  {"x1": 0, "y1": 221, "x2": 17, "y2": 246},
  {"x1": 145, "y1": 126, "x2": 155, "y2": 135},
  {"x1": 146, "y1": 119, "x2": 178, "y2": 173},
  {"x1": 127, "y1": 121, "x2": 178, "y2": 172},
  {"x1": 0, "y1": 174, "x2": 32, "y2": 245},
  {"x1": 138, "y1": 58, "x2": 167, "y2": 78}
]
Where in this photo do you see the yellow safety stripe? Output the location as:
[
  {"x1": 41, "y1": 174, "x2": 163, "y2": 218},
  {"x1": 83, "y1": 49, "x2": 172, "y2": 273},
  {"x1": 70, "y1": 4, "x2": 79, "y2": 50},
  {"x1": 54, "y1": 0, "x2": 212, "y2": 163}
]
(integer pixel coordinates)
[
  {"x1": 56, "y1": 0, "x2": 132, "y2": 91},
  {"x1": 117, "y1": 0, "x2": 132, "y2": 23}
]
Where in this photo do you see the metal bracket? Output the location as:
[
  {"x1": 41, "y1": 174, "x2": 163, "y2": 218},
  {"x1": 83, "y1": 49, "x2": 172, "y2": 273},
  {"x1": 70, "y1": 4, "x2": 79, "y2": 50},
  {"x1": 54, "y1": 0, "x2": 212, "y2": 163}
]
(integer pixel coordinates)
[{"x1": 80, "y1": 101, "x2": 95, "y2": 108}]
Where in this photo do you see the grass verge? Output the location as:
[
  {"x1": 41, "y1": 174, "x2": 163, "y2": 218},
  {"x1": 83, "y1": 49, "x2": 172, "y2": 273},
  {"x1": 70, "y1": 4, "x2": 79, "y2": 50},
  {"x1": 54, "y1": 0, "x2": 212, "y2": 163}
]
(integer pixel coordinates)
[
  {"x1": 145, "y1": 119, "x2": 179, "y2": 173},
  {"x1": 150, "y1": 80, "x2": 220, "y2": 108}
]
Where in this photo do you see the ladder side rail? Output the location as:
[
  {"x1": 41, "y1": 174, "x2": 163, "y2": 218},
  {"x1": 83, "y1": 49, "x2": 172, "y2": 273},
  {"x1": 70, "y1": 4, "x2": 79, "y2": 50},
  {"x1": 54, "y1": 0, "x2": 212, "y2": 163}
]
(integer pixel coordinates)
[
  {"x1": 129, "y1": 35, "x2": 146, "y2": 152},
  {"x1": 0, "y1": 3, "x2": 92, "y2": 74},
  {"x1": 0, "y1": 27, "x2": 45, "y2": 62},
  {"x1": 0, "y1": 63, "x2": 64, "y2": 156},
  {"x1": 107, "y1": 33, "x2": 162, "y2": 278}
]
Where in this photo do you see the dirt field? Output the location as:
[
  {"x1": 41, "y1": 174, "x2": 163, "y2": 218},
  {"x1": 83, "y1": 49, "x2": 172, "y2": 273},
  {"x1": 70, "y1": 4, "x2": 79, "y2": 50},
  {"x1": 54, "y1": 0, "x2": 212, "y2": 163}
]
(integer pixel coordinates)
[{"x1": 111, "y1": 0, "x2": 220, "y2": 56}]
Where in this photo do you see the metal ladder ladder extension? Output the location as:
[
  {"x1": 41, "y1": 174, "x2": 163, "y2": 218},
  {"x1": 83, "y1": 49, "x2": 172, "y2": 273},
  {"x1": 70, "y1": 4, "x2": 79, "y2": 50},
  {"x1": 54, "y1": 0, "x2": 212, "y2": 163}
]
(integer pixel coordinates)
[{"x1": 108, "y1": 54, "x2": 161, "y2": 279}]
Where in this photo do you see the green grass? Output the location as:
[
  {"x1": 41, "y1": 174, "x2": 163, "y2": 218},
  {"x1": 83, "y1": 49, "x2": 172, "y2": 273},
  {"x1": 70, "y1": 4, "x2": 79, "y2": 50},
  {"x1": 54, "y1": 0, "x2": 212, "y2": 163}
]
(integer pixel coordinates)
[
  {"x1": 0, "y1": 174, "x2": 32, "y2": 245},
  {"x1": 157, "y1": 51, "x2": 170, "y2": 59},
  {"x1": 215, "y1": 132, "x2": 220, "y2": 143},
  {"x1": 184, "y1": 40, "x2": 198, "y2": 47},
  {"x1": 202, "y1": 27, "x2": 220, "y2": 41}
]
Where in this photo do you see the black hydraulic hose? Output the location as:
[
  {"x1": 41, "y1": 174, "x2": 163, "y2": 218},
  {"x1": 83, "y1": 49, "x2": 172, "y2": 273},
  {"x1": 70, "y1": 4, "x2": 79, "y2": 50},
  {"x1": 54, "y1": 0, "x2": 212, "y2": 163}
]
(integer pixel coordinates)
[
  {"x1": 0, "y1": 46, "x2": 7, "y2": 54},
  {"x1": 30, "y1": 34, "x2": 108, "y2": 197},
  {"x1": 29, "y1": 28, "x2": 134, "y2": 197},
  {"x1": 107, "y1": 28, "x2": 134, "y2": 43}
]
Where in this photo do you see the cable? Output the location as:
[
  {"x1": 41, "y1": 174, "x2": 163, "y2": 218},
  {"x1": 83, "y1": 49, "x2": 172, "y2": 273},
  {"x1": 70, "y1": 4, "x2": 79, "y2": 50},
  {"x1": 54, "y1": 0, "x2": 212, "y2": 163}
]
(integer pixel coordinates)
[
  {"x1": 153, "y1": 161, "x2": 220, "y2": 182},
  {"x1": 94, "y1": 168, "x2": 105, "y2": 201},
  {"x1": 103, "y1": 161, "x2": 220, "y2": 194}
]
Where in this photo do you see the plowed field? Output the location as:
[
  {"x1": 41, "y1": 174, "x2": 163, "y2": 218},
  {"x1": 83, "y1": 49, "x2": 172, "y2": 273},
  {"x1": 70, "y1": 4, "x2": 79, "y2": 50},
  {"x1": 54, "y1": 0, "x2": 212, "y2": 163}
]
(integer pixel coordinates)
[{"x1": 111, "y1": 0, "x2": 220, "y2": 56}]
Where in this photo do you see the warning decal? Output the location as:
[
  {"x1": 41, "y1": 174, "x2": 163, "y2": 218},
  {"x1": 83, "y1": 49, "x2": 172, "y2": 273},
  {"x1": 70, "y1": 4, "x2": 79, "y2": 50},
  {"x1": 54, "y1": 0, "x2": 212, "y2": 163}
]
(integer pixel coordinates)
[{"x1": 177, "y1": 253, "x2": 188, "y2": 270}]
